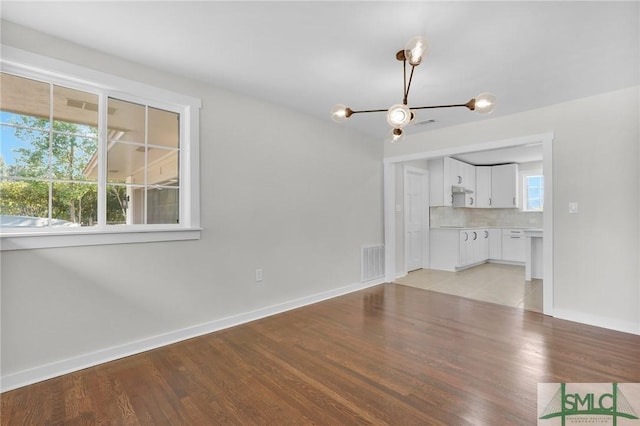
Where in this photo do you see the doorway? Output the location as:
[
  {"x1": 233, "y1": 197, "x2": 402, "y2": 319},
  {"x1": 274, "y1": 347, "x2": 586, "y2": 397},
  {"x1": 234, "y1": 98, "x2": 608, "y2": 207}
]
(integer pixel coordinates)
[{"x1": 383, "y1": 132, "x2": 554, "y2": 316}]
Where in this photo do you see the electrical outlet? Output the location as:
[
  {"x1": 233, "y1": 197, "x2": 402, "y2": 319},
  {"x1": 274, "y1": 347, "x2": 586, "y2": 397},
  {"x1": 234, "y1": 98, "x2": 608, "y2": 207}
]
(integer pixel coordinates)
[
  {"x1": 255, "y1": 268, "x2": 263, "y2": 282},
  {"x1": 569, "y1": 202, "x2": 578, "y2": 214}
]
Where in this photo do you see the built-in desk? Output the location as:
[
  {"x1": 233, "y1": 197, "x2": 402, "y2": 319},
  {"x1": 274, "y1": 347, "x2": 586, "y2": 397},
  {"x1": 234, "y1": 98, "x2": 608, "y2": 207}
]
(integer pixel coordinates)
[{"x1": 524, "y1": 229, "x2": 543, "y2": 281}]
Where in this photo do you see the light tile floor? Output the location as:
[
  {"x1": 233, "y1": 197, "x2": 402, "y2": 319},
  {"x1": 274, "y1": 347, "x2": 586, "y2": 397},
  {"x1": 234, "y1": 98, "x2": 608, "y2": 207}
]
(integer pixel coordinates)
[{"x1": 394, "y1": 263, "x2": 543, "y2": 313}]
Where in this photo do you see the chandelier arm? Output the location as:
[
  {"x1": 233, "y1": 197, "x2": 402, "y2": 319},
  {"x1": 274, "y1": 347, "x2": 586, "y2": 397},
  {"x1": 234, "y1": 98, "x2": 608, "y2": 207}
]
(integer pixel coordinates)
[
  {"x1": 403, "y1": 59, "x2": 407, "y2": 104},
  {"x1": 348, "y1": 108, "x2": 389, "y2": 115},
  {"x1": 411, "y1": 100, "x2": 476, "y2": 111},
  {"x1": 404, "y1": 65, "x2": 415, "y2": 105}
]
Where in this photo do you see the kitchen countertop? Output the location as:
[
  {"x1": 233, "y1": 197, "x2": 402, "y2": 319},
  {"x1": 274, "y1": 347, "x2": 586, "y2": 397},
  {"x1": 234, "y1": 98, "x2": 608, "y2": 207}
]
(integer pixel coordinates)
[{"x1": 431, "y1": 226, "x2": 542, "y2": 231}]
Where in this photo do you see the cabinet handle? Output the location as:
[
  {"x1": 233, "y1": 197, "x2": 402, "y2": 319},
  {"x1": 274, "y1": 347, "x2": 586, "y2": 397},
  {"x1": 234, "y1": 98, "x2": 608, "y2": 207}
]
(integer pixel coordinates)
[
  {"x1": 484, "y1": 231, "x2": 489, "y2": 238},
  {"x1": 457, "y1": 175, "x2": 462, "y2": 184},
  {"x1": 472, "y1": 232, "x2": 477, "y2": 240},
  {"x1": 470, "y1": 197, "x2": 474, "y2": 205},
  {"x1": 450, "y1": 194, "x2": 454, "y2": 204},
  {"x1": 489, "y1": 198, "x2": 492, "y2": 206},
  {"x1": 510, "y1": 236, "x2": 520, "y2": 239},
  {"x1": 513, "y1": 197, "x2": 516, "y2": 206},
  {"x1": 464, "y1": 232, "x2": 468, "y2": 241}
]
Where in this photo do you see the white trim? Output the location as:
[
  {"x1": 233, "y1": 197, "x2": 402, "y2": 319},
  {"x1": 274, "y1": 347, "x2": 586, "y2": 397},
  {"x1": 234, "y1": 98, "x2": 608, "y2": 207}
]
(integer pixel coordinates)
[
  {"x1": 383, "y1": 162, "x2": 396, "y2": 282},
  {"x1": 553, "y1": 309, "x2": 640, "y2": 336},
  {"x1": 0, "y1": 228, "x2": 201, "y2": 251},
  {"x1": 0, "y1": 45, "x2": 201, "y2": 108},
  {"x1": 383, "y1": 132, "x2": 555, "y2": 315},
  {"x1": 0, "y1": 278, "x2": 385, "y2": 392}
]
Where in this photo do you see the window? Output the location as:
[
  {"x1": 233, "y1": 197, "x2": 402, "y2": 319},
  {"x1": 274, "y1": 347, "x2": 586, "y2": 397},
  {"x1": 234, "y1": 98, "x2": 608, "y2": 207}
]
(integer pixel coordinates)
[
  {"x1": 0, "y1": 47, "x2": 201, "y2": 250},
  {"x1": 523, "y1": 173, "x2": 544, "y2": 212}
]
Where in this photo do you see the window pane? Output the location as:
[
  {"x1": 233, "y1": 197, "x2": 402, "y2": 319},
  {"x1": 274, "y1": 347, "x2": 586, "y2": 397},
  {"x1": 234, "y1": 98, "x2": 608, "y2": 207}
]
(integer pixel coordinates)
[
  {"x1": 107, "y1": 98, "x2": 145, "y2": 144},
  {"x1": 526, "y1": 175, "x2": 544, "y2": 211},
  {"x1": 53, "y1": 85, "x2": 99, "y2": 135},
  {"x1": 147, "y1": 149, "x2": 179, "y2": 186},
  {"x1": 148, "y1": 107, "x2": 179, "y2": 148},
  {"x1": 52, "y1": 182, "x2": 97, "y2": 226},
  {"x1": 107, "y1": 142, "x2": 146, "y2": 184},
  {"x1": 50, "y1": 132, "x2": 98, "y2": 181},
  {"x1": 0, "y1": 73, "x2": 51, "y2": 126},
  {"x1": 105, "y1": 184, "x2": 131, "y2": 225},
  {"x1": 0, "y1": 178, "x2": 49, "y2": 223},
  {"x1": 0, "y1": 123, "x2": 50, "y2": 179},
  {"x1": 147, "y1": 187, "x2": 179, "y2": 224}
]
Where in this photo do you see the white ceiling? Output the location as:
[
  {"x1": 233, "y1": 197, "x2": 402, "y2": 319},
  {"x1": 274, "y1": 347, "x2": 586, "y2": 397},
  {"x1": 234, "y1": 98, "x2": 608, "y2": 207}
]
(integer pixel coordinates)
[{"x1": 1, "y1": 1, "x2": 638, "y2": 146}]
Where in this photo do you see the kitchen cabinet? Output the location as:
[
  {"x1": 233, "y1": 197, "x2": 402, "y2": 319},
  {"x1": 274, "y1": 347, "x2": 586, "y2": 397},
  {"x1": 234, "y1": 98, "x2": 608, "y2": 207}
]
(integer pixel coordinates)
[
  {"x1": 475, "y1": 166, "x2": 492, "y2": 208},
  {"x1": 491, "y1": 164, "x2": 519, "y2": 208},
  {"x1": 501, "y1": 229, "x2": 525, "y2": 262},
  {"x1": 430, "y1": 228, "x2": 488, "y2": 271},
  {"x1": 488, "y1": 228, "x2": 502, "y2": 259}
]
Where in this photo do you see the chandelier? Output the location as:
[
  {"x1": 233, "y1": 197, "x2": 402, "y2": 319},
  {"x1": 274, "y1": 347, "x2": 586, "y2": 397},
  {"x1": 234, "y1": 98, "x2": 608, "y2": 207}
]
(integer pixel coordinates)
[{"x1": 330, "y1": 36, "x2": 496, "y2": 143}]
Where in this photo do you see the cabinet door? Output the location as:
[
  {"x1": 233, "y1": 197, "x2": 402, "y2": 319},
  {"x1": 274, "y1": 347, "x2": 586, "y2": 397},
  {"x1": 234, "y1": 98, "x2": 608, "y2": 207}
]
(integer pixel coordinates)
[
  {"x1": 480, "y1": 229, "x2": 489, "y2": 261},
  {"x1": 459, "y1": 231, "x2": 470, "y2": 266},
  {"x1": 475, "y1": 167, "x2": 492, "y2": 208},
  {"x1": 463, "y1": 162, "x2": 476, "y2": 207},
  {"x1": 491, "y1": 164, "x2": 518, "y2": 208},
  {"x1": 502, "y1": 229, "x2": 525, "y2": 262},
  {"x1": 488, "y1": 229, "x2": 502, "y2": 259}
]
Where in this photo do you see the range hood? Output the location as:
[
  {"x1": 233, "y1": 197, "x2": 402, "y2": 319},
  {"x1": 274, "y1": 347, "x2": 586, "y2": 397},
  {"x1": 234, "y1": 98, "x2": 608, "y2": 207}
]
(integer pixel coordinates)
[{"x1": 451, "y1": 185, "x2": 474, "y2": 194}]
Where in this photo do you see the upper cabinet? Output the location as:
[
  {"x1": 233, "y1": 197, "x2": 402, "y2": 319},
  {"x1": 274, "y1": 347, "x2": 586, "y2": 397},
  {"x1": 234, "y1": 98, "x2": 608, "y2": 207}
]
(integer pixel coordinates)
[
  {"x1": 429, "y1": 157, "x2": 476, "y2": 207},
  {"x1": 429, "y1": 158, "x2": 519, "y2": 209},
  {"x1": 491, "y1": 163, "x2": 519, "y2": 208},
  {"x1": 475, "y1": 166, "x2": 492, "y2": 208}
]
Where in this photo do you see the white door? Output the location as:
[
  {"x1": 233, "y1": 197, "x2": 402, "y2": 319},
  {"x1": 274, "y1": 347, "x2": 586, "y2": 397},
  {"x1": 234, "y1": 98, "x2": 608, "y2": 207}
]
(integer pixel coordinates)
[{"x1": 404, "y1": 167, "x2": 429, "y2": 272}]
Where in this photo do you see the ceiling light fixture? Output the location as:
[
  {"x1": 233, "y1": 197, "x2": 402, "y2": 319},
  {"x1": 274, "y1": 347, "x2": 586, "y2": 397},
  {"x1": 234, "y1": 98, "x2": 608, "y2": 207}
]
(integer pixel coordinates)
[{"x1": 331, "y1": 36, "x2": 497, "y2": 143}]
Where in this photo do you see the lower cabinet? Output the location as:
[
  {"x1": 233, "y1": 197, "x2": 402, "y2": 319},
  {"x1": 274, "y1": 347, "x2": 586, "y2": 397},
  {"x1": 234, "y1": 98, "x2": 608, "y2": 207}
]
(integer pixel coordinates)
[
  {"x1": 430, "y1": 228, "x2": 489, "y2": 272},
  {"x1": 488, "y1": 228, "x2": 502, "y2": 260},
  {"x1": 501, "y1": 229, "x2": 526, "y2": 262}
]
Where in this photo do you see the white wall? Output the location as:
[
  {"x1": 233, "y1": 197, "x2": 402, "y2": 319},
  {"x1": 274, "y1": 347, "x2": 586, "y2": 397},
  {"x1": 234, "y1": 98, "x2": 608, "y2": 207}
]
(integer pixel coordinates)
[
  {"x1": 0, "y1": 22, "x2": 384, "y2": 387},
  {"x1": 385, "y1": 87, "x2": 640, "y2": 334}
]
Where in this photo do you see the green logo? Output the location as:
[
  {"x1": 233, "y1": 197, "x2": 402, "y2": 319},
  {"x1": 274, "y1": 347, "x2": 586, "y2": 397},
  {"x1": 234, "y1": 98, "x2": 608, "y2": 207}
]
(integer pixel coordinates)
[{"x1": 539, "y1": 383, "x2": 639, "y2": 425}]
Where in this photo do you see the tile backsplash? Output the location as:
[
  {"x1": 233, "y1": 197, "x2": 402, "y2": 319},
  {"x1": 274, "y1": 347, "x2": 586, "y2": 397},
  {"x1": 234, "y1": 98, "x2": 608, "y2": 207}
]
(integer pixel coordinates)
[{"x1": 430, "y1": 207, "x2": 543, "y2": 228}]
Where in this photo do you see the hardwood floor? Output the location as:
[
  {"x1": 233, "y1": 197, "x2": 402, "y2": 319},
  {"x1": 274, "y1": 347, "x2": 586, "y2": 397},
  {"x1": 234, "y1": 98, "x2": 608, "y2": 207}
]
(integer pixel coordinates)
[{"x1": 2, "y1": 284, "x2": 639, "y2": 425}]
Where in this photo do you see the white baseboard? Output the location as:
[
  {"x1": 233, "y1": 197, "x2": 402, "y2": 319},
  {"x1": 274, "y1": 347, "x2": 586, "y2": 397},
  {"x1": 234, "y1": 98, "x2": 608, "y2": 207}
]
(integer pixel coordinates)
[
  {"x1": 1, "y1": 279, "x2": 385, "y2": 393},
  {"x1": 553, "y1": 309, "x2": 640, "y2": 336}
]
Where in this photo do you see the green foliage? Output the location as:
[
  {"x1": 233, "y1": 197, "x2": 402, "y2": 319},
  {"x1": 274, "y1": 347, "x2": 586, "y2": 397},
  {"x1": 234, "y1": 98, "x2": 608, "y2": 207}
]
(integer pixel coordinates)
[{"x1": 1, "y1": 114, "x2": 126, "y2": 225}]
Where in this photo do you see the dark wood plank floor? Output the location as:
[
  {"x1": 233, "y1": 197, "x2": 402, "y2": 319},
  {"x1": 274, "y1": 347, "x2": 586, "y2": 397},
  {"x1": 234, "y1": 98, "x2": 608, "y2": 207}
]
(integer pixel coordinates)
[{"x1": 2, "y1": 284, "x2": 640, "y2": 425}]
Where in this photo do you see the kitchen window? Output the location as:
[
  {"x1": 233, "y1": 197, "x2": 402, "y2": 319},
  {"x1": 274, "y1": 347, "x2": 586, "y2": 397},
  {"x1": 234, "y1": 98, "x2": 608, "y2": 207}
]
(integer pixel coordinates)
[
  {"x1": 0, "y1": 47, "x2": 201, "y2": 250},
  {"x1": 522, "y1": 172, "x2": 544, "y2": 212}
]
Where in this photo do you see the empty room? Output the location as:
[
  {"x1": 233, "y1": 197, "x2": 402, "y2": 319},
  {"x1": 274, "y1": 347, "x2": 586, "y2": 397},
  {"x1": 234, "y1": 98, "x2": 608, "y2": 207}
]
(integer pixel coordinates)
[{"x1": 1, "y1": 2, "x2": 639, "y2": 424}]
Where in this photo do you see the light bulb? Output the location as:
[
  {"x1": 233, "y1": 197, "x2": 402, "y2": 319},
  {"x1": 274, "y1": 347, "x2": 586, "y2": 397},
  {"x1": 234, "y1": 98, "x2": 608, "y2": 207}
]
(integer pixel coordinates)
[
  {"x1": 386, "y1": 104, "x2": 412, "y2": 128},
  {"x1": 330, "y1": 104, "x2": 350, "y2": 122},
  {"x1": 473, "y1": 92, "x2": 497, "y2": 115},
  {"x1": 404, "y1": 36, "x2": 429, "y2": 66},
  {"x1": 386, "y1": 128, "x2": 404, "y2": 144}
]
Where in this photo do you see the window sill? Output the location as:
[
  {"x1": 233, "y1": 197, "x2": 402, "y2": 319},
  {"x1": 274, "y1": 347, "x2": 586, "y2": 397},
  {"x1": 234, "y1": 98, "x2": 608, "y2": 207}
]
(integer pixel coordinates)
[{"x1": 0, "y1": 227, "x2": 202, "y2": 251}]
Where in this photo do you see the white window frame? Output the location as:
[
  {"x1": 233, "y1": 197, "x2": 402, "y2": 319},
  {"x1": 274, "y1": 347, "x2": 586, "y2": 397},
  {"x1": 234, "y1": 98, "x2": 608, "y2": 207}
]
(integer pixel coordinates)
[
  {"x1": 521, "y1": 170, "x2": 544, "y2": 212},
  {"x1": 0, "y1": 46, "x2": 201, "y2": 251}
]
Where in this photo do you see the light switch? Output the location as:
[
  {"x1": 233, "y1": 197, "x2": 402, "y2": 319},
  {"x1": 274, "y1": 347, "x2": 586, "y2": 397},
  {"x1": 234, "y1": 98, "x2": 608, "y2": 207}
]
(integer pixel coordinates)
[{"x1": 569, "y1": 202, "x2": 578, "y2": 214}]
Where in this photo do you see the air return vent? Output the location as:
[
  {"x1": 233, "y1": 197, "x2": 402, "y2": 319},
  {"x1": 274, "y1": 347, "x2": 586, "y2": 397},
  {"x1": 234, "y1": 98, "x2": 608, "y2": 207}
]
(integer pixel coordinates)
[{"x1": 361, "y1": 245, "x2": 384, "y2": 282}]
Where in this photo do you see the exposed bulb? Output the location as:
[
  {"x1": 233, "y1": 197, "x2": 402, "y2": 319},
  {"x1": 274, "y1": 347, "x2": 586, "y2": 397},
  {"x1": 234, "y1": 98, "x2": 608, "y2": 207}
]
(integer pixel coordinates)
[
  {"x1": 386, "y1": 104, "x2": 412, "y2": 128},
  {"x1": 330, "y1": 104, "x2": 350, "y2": 122},
  {"x1": 404, "y1": 36, "x2": 429, "y2": 66},
  {"x1": 386, "y1": 128, "x2": 404, "y2": 144},
  {"x1": 473, "y1": 92, "x2": 497, "y2": 115}
]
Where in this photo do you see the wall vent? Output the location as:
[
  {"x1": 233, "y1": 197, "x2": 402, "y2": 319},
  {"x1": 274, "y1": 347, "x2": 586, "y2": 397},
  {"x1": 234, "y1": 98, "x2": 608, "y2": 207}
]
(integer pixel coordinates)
[{"x1": 361, "y1": 245, "x2": 384, "y2": 282}]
